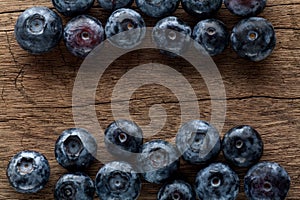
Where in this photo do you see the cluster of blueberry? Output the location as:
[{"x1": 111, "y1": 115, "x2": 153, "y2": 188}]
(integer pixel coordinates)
[
  {"x1": 9, "y1": 0, "x2": 288, "y2": 199},
  {"x1": 15, "y1": 0, "x2": 276, "y2": 61},
  {"x1": 7, "y1": 119, "x2": 290, "y2": 199}
]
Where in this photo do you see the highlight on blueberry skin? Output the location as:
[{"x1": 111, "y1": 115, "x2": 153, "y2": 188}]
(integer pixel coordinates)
[
  {"x1": 97, "y1": 0, "x2": 133, "y2": 11},
  {"x1": 224, "y1": 0, "x2": 267, "y2": 17},
  {"x1": 54, "y1": 128, "x2": 97, "y2": 171},
  {"x1": 152, "y1": 16, "x2": 192, "y2": 57},
  {"x1": 95, "y1": 161, "x2": 141, "y2": 200},
  {"x1": 192, "y1": 19, "x2": 229, "y2": 56},
  {"x1": 222, "y1": 125, "x2": 263, "y2": 168},
  {"x1": 63, "y1": 15, "x2": 105, "y2": 58},
  {"x1": 136, "y1": 0, "x2": 180, "y2": 18},
  {"x1": 181, "y1": 0, "x2": 223, "y2": 19},
  {"x1": 230, "y1": 17, "x2": 276, "y2": 61},
  {"x1": 54, "y1": 172, "x2": 95, "y2": 200},
  {"x1": 195, "y1": 162, "x2": 240, "y2": 200},
  {"x1": 6, "y1": 150, "x2": 50, "y2": 193},
  {"x1": 104, "y1": 119, "x2": 143, "y2": 159},
  {"x1": 244, "y1": 162, "x2": 290, "y2": 200},
  {"x1": 52, "y1": 0, "x2": 95, "y2": 16},
  {"x1": 176, "y1": 120, "x2": 221, "y2": 165},
  {"x1": 157, "y1": 179, "x2": 196, "y2": 200},
  {"x1": 137, "y1": 139, "x2": 180, "y2": 184},
  {"x1": 15, "y1": 6, "x2": 63, "y2": 54},
  {"x1": 105, "y1": 8, "x2": 146, "y2": 49}
]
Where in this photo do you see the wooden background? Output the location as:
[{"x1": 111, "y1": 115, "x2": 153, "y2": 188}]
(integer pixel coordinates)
[{"x1": 0, "y1": 0, "x2": 299, "y2": 199}]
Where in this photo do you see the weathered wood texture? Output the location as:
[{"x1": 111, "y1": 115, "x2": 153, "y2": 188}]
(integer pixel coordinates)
[{"x1": 0, "y1": 0, "x2": 299, "y2": 199}]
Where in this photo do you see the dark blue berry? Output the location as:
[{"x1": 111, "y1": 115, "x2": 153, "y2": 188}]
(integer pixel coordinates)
[
  {"x1": 192, "y1": 19, "x2": 229, "y2": 56},
  {"x1": 230, "y1": 17, "x2": 276, "y2": 61},
  {"x1": 54, "y1": 172, "x2": 95, "y2": 200},
  {"x1": 55, "y1": 128, "x2": 97, "y2": 171},
  {"x1": 104, "y1": 119, "x2": 143, "y2": 159},
  {"x1": 98, "y1": 0, "x2": 133, "y2": 11},
  {"x1": 15, "y1": 6, "x2": 63, "y2": 54},
  {"x1": 157, "y1": 179, "x2": 196, "y2": 200},
  {"x1": 95, "y1": 161, "x2": 141, "y2": 200},
  {"x1": 176, "y1": 120, "x2": 221, "y2": 165},
  {"x1": 152, "y1": 16, "x2": 192, "y2": 57},
  {"x1": 224, "y1": 0, "x2": 267, "y2": 17},
  {"x1": 63, "y1": 15, "x2": 105, "y2": 58},
  {"x1": 195, "y1": 162, "x2": 239, "y2": 200},
  {"x1": 52, "y1": 0, "x2": 95, "y2": 16},
  {"x1": 181, "y1": 0, "x2": 222, "y2": 19},
  {"x1": 136, "y1": 0, "x2": 180, "y2": 18},
  {"x1": 137, "y1": 139, "x2": 179, "y2": 184},
  {"x1": 105, "y1": 8, "x2": 146, "y2": 49},
  {"x1": 244, "y1": 162, "x2": 290, "y2": 200},
  {"x1": 222, "y1": 125, "x2": 263, "y2": 168},
  {"x1": 6, "y1": 150, "x2": 50, "y2": 193}
]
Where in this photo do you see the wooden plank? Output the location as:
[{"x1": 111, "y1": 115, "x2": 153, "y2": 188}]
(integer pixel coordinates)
[{"x1": 0, "y1": 0, "x2": 299, "y2": 199}]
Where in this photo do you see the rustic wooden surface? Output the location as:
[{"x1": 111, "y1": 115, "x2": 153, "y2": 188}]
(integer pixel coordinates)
[{"x1": 0, "y1": 0, "x2": 299, "y2": 199}]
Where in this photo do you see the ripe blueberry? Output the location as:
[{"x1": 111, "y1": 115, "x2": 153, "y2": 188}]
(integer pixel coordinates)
[
  {"x1": 105, "y1": 8, "x2": 146, "y2": 49},
  {"x1": 98, "y1": 0, "x2": 133, "y2": 11},
  {"x1": 176, "y1": 120, "x2": 221, "y2": 165},
  {"x1": 244, "y1": 162, "x2": 290, "y2": 200},
  {"x1": 63, "y1": 15, "x2": 105, "y2": 58},
  {"x1": 52, "y1": 0, "x2": 95, "y2": 16},
  {"x1": 157, "y1": 179, "x2": 196, "y2": 200},
  {"x1": 195, "y1": 162, "x2": 240, "y2": 200},
  {"x1": 231, "y1": 17, "x2": 276, "y2": 61},
  {"x1": 222, "y1": 125, "x2": 263, "y2": 168},
  {"x1": 54, "y1": 172, "x2": 95, "y2": 200},
  {"x1": 55, "y1": 128, "x2": 97, "y2": 171},
  {"x1": 152, "y1": 16, "x2": 192, "y2": 57},
  {"x1": 104, "y1": 119, "x2": 143, "y2": 159},
  {"x1": 136, "y1": 0, "x2": 180, "y2": 18},
  {"x1": 224, "y1": 0, "x2": 267, "y2": 17},
  {"x1": 6, "y1": 150, "x2": 50, "y2": 193},
  {"x1": 137, "y1": 139, "x2": 179, "y2": 184},
  {"x1": 181, "y1": 0, "x2": 222, "y2": 19},
  {"x1": 15, "y1": 6, "x2": 63, "y2": 54},
  {"x1": 95, "y1": 161, "x2": 141, "y2": 200},
  {"x1": 192, "y1": 19, "x2": 229, "y2": 56}
]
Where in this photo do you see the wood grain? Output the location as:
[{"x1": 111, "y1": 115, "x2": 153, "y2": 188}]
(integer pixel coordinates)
[{"x1": 0, "y1": 0, "x2": 299, "y2": 199}]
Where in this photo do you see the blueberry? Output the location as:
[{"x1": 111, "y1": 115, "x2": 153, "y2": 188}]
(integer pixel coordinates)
[
  {"x1": 55, "y1": 128, "x2": 97, "y2": 171},
  {"x1": 95, "y1": 161, "x2": 141, "y2": 200},
  {"x1": 54, "y1": 172, "x2": 95, "y2": 200},
  {"x1": 181, "y1": 0, "x2": 222, "y2": 19},
  {"x1": 244, "y1": 162, "x2": 290, "y2": 200},
  {"x1": 63, "y1": 15, "x2": 105, "y2": 58},
  {"x1": 222, "y1": 125, "x2": 263, "y2": 168},
  {"x1": 157, "y1": 179, "x2": 196, "y2": 200},
  {"x1": 6, "y1": 150, "x2": 50, "y2": 193},
  {"x1": 104, "y1": 119, "x2": 143, "y2": 159},
  {"x1": 195, "y1": 162, "x2": 239, "y2": 200},
  {"x1": 98, "y1": 0, "x2": 133, "y2": 11},
  {"x1": 14, "y1": 6, "x2": 63, "y2": 54},
  {"x1": 230, "y1": 17, "x2": 276, "y2": 61},
  {"x1": 152, "y1": 16, "x2": 192, "y2": 57},
  {"x1": 137, "y1": 139, "x2": 179, "y2": 184},
  {"x1": 52, "y1": 0, "x2": 95, "y2": 16},
  {"x1": 136, "y1": 0, "x2": 180, "y2": 18},
  {"x1": 176, "y1": 120, "x2": 221, "y2": 165},
  {"x1": 224, "y1": 0, "x2": 267, "y2": 17},
  {"x1": 192, "y1": 19, "x2": 229, "y2": 56},
  {"x1": 105, "y1": 8, "x2": 146, "y2": 49}
]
